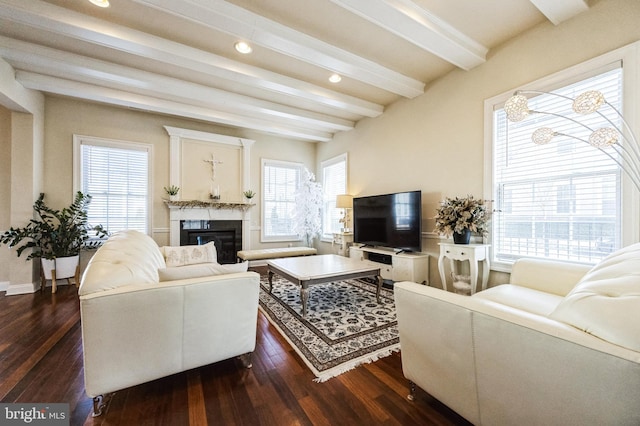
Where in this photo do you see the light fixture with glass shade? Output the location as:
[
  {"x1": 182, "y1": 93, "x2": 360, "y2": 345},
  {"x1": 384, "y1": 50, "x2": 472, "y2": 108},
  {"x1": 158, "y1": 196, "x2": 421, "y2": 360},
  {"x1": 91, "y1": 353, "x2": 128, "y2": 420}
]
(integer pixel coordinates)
[
  {"x1": 504, "y1": 89, "x2": 640, "y2": 191},
  {"x1": 336, "y1": 194, "x2": 353, "y2": 232}
]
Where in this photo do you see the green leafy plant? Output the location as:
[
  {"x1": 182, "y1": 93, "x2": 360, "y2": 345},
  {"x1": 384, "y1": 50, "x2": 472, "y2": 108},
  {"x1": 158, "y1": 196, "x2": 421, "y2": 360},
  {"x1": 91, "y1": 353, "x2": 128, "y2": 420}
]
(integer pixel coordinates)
[
  {"x1": 164, "y1": 185, "x2": 180, "y2": 196},
  {"x1": 0, "y1": 192, "x2": 108, "y2": 260},
  {"x1": 243, "y1": 189, "x2": 256, "y2": 199},
  {"x1": 434, "y1": 195, "x2": 489, "y2": 238}
]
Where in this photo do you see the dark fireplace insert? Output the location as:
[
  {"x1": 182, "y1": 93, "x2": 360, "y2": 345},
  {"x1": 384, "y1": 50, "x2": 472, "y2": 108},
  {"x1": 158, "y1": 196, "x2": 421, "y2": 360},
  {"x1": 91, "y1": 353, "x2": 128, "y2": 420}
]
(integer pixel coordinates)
[{"x1": 179, "y1": 220, "x2": 242, "y2": 264}]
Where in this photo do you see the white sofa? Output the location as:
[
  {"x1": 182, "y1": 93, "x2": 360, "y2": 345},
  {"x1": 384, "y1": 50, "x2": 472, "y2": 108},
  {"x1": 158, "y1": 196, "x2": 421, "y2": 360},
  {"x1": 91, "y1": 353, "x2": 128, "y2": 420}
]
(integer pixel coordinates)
[
  {"x1": 78, "y1": 230, "x2": 260, "y2": 416},
  {"x1": 395, "y1": 243, "x2": 640, "y2": 425}
]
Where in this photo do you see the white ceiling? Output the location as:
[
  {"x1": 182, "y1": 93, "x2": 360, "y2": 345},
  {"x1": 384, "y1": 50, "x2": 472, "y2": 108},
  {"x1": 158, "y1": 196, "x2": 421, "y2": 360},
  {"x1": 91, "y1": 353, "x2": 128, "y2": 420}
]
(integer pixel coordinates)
[{"x1": 0, "y1": 0, "x2": 589, "y2": 142}]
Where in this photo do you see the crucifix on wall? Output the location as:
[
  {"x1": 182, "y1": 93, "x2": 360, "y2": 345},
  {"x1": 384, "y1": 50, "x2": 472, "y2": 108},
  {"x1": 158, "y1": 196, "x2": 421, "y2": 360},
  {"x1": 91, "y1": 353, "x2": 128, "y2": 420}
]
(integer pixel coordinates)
[
  {"x1": 203, "y1": 154, "x2": 223, "y2": 181},
  {"x1": 204, "y1": 154, "x2": 223, "y2": 199}
]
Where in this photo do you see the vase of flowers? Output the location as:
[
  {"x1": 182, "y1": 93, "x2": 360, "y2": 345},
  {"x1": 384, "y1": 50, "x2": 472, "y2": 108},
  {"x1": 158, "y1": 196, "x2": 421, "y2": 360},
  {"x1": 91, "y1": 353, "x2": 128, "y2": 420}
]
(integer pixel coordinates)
[{"x1": 434, "y1": 195, "x2": 488, "y2": 244}]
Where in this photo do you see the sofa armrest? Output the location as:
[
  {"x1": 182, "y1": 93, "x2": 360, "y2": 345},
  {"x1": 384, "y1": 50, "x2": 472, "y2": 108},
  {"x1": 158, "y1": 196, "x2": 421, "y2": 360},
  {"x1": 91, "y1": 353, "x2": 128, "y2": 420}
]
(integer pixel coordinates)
[
  {"x1": 509, "y1": 258, "x2": 591, "y2": 296},
  {"x1": 80, "y1": 271, "x2": 260, "y2": 397},
  {"x1": 394, "y1": 282, "x2": 482, "y2": 424}
]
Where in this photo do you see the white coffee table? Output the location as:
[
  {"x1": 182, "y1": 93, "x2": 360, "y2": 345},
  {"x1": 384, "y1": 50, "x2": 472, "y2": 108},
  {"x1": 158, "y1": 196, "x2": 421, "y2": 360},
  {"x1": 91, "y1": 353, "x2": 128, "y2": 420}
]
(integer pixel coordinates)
[{"x1": 266, "y1": 254, "x2": 382, "y2": 317}]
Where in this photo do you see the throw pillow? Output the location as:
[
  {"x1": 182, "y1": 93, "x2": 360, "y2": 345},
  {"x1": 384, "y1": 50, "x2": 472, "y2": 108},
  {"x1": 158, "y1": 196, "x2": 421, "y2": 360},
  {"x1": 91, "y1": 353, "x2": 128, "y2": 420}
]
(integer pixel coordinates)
[
  {"x1": 162, "y1": 242, "x2": 217, "y2": 267},
  {"x1": 158, "y1": 261, "x2": 249, "y2": 281}
]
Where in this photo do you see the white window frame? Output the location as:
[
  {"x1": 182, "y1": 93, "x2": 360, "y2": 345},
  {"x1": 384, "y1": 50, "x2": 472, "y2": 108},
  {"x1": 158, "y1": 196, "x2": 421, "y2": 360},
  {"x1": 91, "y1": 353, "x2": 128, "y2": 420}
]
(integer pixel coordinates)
[
  {"x1": 484, "y1": 42, "x2": 640, "y2": 272},
  {"x1": 321, "y1": 153, "x2": 348, "y2": 241},
  {"x1": 261, "y1": 158, "x2": 304, "y2": 242},
  {"x1": 73, "y1": 135, "x2": 153, "y2": 235}
]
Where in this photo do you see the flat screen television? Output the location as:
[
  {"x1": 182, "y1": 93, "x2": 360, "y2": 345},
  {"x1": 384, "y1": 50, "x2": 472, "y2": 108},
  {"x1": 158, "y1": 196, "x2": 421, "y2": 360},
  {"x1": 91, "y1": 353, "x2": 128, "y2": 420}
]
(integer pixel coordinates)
[{"x1": 353, "y1": 190, "x2": 422, "y2": 252}]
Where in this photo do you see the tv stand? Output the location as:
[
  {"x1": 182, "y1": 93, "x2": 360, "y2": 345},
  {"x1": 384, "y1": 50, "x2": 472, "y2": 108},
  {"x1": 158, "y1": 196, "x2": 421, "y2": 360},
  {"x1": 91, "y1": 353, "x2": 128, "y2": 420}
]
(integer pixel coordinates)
[{"x1": 350, "y1": 245, "x2": 429, "y2": 284}]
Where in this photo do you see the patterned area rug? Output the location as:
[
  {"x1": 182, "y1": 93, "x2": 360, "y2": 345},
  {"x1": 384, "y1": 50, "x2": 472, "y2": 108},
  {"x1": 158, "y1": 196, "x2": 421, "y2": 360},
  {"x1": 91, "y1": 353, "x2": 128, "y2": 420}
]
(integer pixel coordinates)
[{"x1": 258, "y1": 274, "x2": 400, "y2": 382}]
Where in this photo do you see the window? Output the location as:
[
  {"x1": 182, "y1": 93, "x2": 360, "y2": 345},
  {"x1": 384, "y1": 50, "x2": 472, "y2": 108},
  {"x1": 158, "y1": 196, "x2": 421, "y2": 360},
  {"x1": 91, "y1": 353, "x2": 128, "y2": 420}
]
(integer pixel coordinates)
[
  {"x1": 488, "y1": 64, "x2": 630, "y2": 267},
  {"x1": 321, "y1": 154, "x2": 347, "y2": 240},
  {"x1": 261, "y1": 159, "x2": 303, "y2": 242},
  {"x1": 74, "y1": 135, "x2": 151, "y2": 234},
  {"x1": 486, "y1": 42, "x2": 640, "y2": 267}
]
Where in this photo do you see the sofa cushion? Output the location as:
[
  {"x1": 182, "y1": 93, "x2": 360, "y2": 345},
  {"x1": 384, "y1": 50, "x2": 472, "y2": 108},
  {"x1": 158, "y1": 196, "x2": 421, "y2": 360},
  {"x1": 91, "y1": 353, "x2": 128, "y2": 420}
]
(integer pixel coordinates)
[
  {"x1": 162, "y1": 242, "x2": 217, "y2": 267},
  {"x1": 473, "y1": 285, "x2": 564, "y2": 317},
  {"x1": 158, "y1": 261, "x2": 249, "y2": 281},
  {"x1": 550, "y1": 242, "x2": 640, "y2": 352},
  {"x1": 79, "y1": 230, "x2": 166, "y2": 296}
]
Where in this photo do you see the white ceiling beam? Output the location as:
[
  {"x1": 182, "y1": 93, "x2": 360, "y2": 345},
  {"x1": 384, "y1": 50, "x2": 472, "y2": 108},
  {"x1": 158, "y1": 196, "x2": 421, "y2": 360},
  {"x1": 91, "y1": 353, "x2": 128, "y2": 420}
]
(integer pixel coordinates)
[
  {"x1": 529, "y1": 0, "x2": 589, "y2": 25},
  {"x1": 0, "y1": 0, "x2": 383, "y2": 118},
  {"x1": 330, "y1": 0, "x2": 488, "y2": 71},
  {"x1": 0, "y1": 37, "x2": 354, "y2": 133},
  {"x1": 133, "y1": 0, "x2": 425, "y2": 98},
  {"x1": 16, "y1": 72, "x2": 333, "y2": 142}
]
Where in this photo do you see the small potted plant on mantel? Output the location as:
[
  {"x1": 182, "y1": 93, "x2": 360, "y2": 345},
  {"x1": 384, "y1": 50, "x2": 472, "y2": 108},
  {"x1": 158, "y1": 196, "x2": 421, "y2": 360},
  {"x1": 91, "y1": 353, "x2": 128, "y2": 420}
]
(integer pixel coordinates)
[
  {"x1": 164, "y1": 185, "x2": 180, "y2": 201},
  {"x1": 243, "y1": 189, "x2": 256, "y2": 202},
  {"x1": 0, "y1": 192, "x2": 108, "y2": 292},
  {"x1": 434, "y1": 195, "x2": 489, "y2": 244}
]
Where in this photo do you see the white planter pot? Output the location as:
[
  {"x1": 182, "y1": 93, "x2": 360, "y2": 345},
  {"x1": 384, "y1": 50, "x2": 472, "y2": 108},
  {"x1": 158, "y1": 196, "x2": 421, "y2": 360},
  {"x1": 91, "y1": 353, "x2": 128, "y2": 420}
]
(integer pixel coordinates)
[{"x1": 41, "y1": 255, "x2": 80, "y2": 280}]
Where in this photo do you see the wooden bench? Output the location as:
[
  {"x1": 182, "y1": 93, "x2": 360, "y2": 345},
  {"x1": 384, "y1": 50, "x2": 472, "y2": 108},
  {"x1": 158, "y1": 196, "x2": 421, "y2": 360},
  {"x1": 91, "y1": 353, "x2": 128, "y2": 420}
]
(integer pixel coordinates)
[{"x1": 237, "y1": 247, "x2": 317, "y2": 262}]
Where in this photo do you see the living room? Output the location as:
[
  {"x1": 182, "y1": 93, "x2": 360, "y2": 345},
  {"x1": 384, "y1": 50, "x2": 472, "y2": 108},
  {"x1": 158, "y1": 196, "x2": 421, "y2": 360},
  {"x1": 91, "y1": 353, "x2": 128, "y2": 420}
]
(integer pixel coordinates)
[{"x1": 1, "y1": 0, "x2": 639, "y2": 424}]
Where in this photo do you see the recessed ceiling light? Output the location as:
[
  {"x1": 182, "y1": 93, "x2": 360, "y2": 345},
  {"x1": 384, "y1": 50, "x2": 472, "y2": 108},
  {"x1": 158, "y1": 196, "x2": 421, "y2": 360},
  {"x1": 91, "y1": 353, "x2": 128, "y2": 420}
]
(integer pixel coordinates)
[
  {"x1": 329, "y1": 73, "x2": 342, "y2": 83},
  {"x1": 88, "y1": 0, "x2": 110, "y2": 7},
  {"x1": 234, "y1": 41, "x2": 253, "y2": 54}
]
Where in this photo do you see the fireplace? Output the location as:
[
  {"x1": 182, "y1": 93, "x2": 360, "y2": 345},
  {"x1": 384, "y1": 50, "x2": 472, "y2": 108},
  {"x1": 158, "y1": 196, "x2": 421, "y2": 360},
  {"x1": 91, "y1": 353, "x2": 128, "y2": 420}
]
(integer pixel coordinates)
[{"x1": 180, "y1": 220, "x2": 242, "y2": 264}]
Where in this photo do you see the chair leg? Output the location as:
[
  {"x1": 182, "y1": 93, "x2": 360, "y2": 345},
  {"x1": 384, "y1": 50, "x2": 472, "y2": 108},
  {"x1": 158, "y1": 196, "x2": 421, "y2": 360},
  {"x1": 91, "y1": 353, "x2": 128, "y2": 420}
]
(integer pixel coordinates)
[
  {"x1": 92, "y1": 395, "x2": 106, "y2": 417},
  {"x1": 239, "y1": 352, "x2": 253, "y2": 368},
  {"x1": 407, "y1": 380, "x2": 416, "y2": 401}
]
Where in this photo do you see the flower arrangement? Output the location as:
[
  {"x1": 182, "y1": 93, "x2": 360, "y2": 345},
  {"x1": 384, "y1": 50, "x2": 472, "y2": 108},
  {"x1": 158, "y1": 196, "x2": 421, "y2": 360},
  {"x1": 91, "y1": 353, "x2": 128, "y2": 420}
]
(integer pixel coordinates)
[
  {"x1": 293, "y1": 169, "x2": 323, "y2": 247},
  {"x1": 434, "y1": 195, "x2": 489, "y2": 238}
]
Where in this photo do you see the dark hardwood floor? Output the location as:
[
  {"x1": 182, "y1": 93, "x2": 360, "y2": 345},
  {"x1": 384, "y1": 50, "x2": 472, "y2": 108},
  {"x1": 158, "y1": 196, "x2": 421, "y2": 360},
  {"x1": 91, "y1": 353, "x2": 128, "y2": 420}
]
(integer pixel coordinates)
[{"x1": 0, "y1": 276, "x2": 471, "y2": 426}]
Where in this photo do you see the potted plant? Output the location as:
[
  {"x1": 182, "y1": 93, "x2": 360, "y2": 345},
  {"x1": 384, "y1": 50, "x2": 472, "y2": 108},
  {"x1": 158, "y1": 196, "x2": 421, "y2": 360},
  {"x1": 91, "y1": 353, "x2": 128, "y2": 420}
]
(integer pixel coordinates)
[
  {"x1": 243, "y1": 189, "x2": 256, "y2": 201},
  {"x1": 164, "y1": 185, "x2": 180, "y2": 201},
  {"x1": 434, "y1": 195, "x2": 489, "y2": 244},
  {"x1": 0, "y1": 192, "x2": 108, "y2": 287}
]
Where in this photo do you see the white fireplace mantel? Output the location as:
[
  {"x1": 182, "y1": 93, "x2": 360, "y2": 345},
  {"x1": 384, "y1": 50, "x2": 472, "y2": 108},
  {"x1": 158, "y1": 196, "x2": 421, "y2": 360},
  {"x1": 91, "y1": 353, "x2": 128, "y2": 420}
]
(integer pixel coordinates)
[{"x1": 165, "y1": 201, "x2": 254, "y2": 248}]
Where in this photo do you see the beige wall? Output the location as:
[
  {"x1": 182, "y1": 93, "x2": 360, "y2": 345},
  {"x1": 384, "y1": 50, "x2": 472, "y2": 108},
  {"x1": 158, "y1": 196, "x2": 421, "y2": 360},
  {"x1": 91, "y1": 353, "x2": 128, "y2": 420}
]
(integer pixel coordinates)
[
  {"x1": 316, "y1": 0, "x2": 640, "y2": 288},
  {"x1": 0, "y1": 106, "x2": 10, "y2": 286},
  {"x1": 42, "y1": 97, "x2": 316, "y2": 249}
]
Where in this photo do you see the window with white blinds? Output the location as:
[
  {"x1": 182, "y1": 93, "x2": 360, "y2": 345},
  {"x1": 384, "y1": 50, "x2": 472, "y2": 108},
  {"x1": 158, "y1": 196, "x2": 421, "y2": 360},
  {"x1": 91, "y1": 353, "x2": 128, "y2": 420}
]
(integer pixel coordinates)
[
  {"x1": 74, "y1": 136, "x2": 151, "y2": 234},
  {"x1": 492, "y1": 66, "x2": 623, "y2": 265},
  {"x1": 261, "y1": 159, "x2": 303, "y2": 242},
  {"x1": 321, "y1": 154, "x2": 347, "y2": 240}
]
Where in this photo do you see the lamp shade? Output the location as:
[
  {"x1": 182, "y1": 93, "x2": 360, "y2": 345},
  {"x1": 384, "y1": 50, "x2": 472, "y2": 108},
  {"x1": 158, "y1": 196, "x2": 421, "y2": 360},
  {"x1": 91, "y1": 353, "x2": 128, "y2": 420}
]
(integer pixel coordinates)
[{"x1": 336, "y1": 194, "x2": 353, "y2": 209}]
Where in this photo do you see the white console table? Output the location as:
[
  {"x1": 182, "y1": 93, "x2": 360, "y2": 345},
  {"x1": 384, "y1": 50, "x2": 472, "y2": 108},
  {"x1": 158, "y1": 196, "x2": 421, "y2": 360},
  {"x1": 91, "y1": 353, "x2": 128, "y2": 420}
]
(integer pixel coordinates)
[
  {"x1": 438, "y1": 243, "x2": 490, "y2": 294},
  {"x1": 349, "y1": 246, "x2": 429, "y2": 284}
]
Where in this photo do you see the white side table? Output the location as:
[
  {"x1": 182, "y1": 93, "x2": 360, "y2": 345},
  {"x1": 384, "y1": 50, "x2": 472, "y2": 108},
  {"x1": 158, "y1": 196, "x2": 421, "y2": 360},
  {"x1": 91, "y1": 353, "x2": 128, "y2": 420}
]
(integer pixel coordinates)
[
  {"x1": 332, "y1": 232, "x2": 353, "y2": 257},
  {"x1": 438, "y1": 243, "x2": 490, "y2": 294}
]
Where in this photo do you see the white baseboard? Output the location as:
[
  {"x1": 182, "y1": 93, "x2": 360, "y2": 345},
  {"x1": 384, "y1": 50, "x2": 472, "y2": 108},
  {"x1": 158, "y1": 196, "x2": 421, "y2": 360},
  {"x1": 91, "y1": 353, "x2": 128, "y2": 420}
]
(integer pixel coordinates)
[
  {"x1": 5, "y1": 282, "x2": 37, "y2": 296},
  {"x1": 0, "y1": 281, "x2": 9, "y2": 292}
]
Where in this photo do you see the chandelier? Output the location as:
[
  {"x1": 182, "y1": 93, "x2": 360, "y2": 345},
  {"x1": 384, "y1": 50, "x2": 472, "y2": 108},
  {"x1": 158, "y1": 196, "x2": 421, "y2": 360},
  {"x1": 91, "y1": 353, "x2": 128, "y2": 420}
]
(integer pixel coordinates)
[{"x1": 504, "y1": 89, "x2": 640, "y2": 191}]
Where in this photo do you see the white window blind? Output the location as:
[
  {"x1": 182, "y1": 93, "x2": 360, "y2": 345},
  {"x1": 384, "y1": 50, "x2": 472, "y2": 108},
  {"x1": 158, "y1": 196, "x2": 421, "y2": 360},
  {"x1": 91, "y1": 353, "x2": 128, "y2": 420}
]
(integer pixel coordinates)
[
  {"x1": 261, "y1": 159, "x2": 302, "y2": 241},
  {"x1": 75, "y1": 137, "x2": 150, "y2": 234},
  {"x1": 321, "y1": 154, "x2": 347, "y2": 239},
  {"x1": 492, "y1": 67, "x2": 622, "y2": 264}
]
